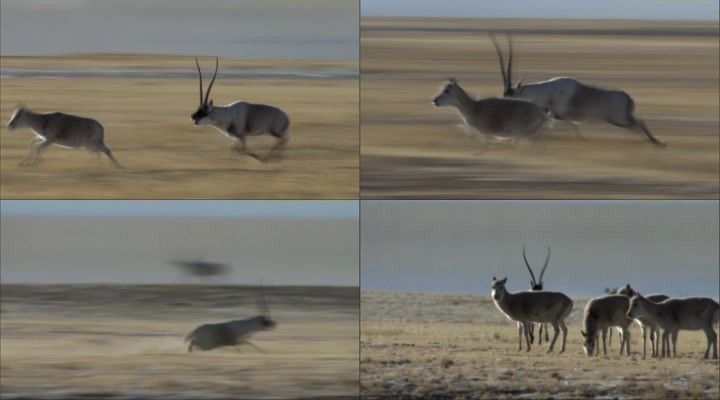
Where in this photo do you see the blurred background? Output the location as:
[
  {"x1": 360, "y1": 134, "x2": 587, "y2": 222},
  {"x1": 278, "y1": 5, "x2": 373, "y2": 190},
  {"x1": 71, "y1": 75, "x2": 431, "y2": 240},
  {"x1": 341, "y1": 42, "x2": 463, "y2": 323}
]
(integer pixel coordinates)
[
  {"x1": 1, "y1": 200, "x2": 358, "y2": 284},
  {"x1": 360, "y1": 0, "x2": 719, "y2": 199},
  {"x1": 361, "y1": 200, "x2": 719, "y2": 298},
  {"x1": 0, "y1": 0, "x2": 360, "y2": 199},
  {"x1": 0, "y1": 200, "x2": 359, "y2": 399}
]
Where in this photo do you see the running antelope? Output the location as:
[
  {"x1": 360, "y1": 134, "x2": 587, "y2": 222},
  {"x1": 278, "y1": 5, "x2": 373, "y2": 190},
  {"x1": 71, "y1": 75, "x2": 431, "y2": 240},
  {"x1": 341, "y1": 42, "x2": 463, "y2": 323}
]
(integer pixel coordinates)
[
  {"x1": 616, "y1": 283, "x2": 669, "y2": 357},
  {"x1": 184, "y1": 289, "x2": 276, "y2": 353},
  {"x1": 6, "y1": 105, "x2": 122, "y2": 168},
  {"x1": 490, "y1": 276, "x2": 573, "y2": 353},
  {"x1": 191, "y1": 57, "x2": 290, "y2": 161},
  {"x1": 581, "y1": 295, "x2": 633, "y2": 357},
  {"x1": 627, "y1": 294, "x2": 719, "y2": 359},
  {"x1": 488, "y1": 34, "x2": 666, "y2": 146},
  {"x1": 432, "y1": 78, "x2": 550, "y2": 145},
  {"x1": 523, "y1": 245, "x2": 551, "y2": 345}
]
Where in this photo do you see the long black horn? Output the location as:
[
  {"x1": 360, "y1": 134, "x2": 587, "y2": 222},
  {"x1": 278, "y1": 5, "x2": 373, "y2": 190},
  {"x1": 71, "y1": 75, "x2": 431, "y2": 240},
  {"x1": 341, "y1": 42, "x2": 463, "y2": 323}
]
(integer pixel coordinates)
[
  {"x1": 522, "y1": 245, "x2": 537, "y2": 286},
  {"x1": 194, "y1": 57, "x2": 204, "y2": 106},
  {"x1": 506, "y1": 35, "x2": 514, "y2": 89},
  {"x1": 539, "y1": 245, "x2": 551, "y2": 283},
  {"x1": 204, "y1": 57, "x2": 219, "y2": 106},
  {"x1": 488, "y1": 33, "x2": 508, "y2": 91}
]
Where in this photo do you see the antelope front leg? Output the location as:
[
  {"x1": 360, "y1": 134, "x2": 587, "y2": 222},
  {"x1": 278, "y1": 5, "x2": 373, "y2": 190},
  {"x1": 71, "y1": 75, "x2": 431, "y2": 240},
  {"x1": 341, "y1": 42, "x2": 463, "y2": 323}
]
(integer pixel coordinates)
[
  {"x1": 234, "y1": 136, "x2": 260, "y2": 160},
  {"x1": 517, "y1": 322, "x2": 524, "y2": 351},
  {"x1": 547, "y1": 322, "x2": 560, "y2": 353},
  {"x1": 240, "y1": 340, "x2": 265, "y2": 353},
  {"x1": 601, "y1": 329, "x2": 608, "y2": 356},
  {"x1": 19, "y1": 137, "x2": 45, "y2": 166},
  {"x1": 671, "y1": 330, "x2": 678, "y2": 357},
  {"x1": 264, "y1": 136, "x2": 288, "y2": 161}
]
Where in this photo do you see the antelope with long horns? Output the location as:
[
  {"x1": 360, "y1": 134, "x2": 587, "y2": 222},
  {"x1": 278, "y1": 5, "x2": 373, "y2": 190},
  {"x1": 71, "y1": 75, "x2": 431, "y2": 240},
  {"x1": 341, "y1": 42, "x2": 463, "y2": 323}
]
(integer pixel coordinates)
[
  {"x1": 489, "y1": 34, "x2": 666, "y2": 146},
  {"x1": 490, "y1": 276, "x2": 573, "y2": 353},
  {"x1": 523, "y1": 245, "x2": 551, "y2": 345},
  {"x1": 6, "y1": 105, "x2": 122, "y2": 168},
  {"x1": 432, "y1": 78, "x2": 551, "y2": 145},
  {"x1": 191, "y1": 57, "x2": 290, "y2": 161},
  {"x1": 184, "y1": 287, "x2": 276, "y2": 353}
]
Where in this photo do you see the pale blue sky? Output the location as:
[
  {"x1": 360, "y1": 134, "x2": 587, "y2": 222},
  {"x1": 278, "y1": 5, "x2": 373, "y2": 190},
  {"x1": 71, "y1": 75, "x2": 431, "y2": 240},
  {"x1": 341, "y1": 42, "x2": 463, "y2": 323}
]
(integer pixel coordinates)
[
  {"x1": 362, "y1": 0, "x2": 719, "y2": 20},
  {"x1": 362, "y1": 200, "x2": 720, "y2": 297},
  {"x1": 0, "y1": 200, "x2": 358, "y2": 219}
]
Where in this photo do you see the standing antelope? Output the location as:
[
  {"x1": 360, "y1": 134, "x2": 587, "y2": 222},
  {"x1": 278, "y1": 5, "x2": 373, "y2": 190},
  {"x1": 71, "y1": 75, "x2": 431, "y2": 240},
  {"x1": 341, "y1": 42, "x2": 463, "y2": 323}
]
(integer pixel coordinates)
[
  {"x1": 191, "y1": 57, "x2": 289, "y2": 161},
  {"x1": 522, "y1": 245, "x2": 551, "y2": 345},
  {"x1": 489, "y1": 34, "x2": 666, "y2": 146},
  {"x1": 490, "y1": 276, "x2": 573, "y2": 353},
  {"x1": 616, "y1": 283, "x2": 669, "y2": 357},
  {"x1": 185, "y1": 289, "x2": 276, "y2": 353},
  {"x1": 627, "y1": 294, "x2": 719, "y2": 359},
  {"x1": 581, "y1": 295, "x2": 633, "y2": 357},
  {"x1": 6, "y1": 105, "x2": 122, "y2": 168},
  {"x1": 432, "y1": 78, "x2": 551, "y2": 145}
]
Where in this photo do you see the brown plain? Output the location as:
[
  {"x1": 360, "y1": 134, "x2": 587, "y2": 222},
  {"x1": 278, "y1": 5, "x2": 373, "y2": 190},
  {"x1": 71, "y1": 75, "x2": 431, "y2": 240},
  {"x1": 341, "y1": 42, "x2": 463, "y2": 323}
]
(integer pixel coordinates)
[
  {"x1": 361, "y1": 291, "x2": 720, "y2": 399},
  {"x1": 0, "y1": 55, "x2": 358, "y2": 199},
  {"x1": 361, "y1": 18, "x2": 719, "y2": 198},
  {"x1": 0, "y1": 285, "x2": 359, "y2": 399}
]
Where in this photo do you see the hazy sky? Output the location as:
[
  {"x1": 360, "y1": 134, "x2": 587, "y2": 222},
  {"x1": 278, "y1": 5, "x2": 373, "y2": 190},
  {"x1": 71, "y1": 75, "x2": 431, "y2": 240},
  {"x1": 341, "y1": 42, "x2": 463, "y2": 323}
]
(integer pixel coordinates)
[
  {"x1": 0, "y1": 0, "x2": 359, "y2": 59},
  {"x1": 361, "y1": 201, "x2": 719, "y2": 297},
  {"x1": 362, "y1": 0, "x2": 719, "y2": 20},
  {"x1": 1, "y1": 201, "x2": 358, "y2": 285}
]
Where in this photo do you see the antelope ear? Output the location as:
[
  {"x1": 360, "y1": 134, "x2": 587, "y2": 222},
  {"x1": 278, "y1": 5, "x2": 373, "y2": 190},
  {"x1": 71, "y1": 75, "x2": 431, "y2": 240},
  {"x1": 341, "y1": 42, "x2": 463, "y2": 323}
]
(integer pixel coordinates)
[{"x1": 499, "y1": 277, "x2": 507, "y2": 285}]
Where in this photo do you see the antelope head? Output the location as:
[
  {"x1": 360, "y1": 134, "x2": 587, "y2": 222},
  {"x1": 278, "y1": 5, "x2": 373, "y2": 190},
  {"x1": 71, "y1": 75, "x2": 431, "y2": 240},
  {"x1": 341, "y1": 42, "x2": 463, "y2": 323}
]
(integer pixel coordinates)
[
  {"x1": 617, "y1": 283, "x2": 637, "y2": 297},
  {"x1": 191, "y1": 57, "x2": 219, "y2": 126},
  {"x1": 489, "y1": 33, "x2": 523, "y2": 98},
  {"x1": 491, "y1": 276, "x2": 508, "y2": 301},
  {"x1": 432, "y1": 77, "x2": 469, "y2": 108},
  {"x1": 6, "y1": 105, "x2": 28, "y2": 130},
  {"x1": 523, "y1": 245, "x2": 551, "y2": 291},
  {"x1": 626, "y1": 294, "x2": 650, "y2": 320}
]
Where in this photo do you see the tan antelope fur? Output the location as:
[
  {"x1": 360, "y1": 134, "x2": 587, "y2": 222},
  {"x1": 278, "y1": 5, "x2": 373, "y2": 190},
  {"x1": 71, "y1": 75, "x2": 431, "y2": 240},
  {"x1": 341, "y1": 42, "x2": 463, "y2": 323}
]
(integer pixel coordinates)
[
  {"x1": 491, "y1": 276, "x2": 573, "y2": 353},
  {"x1": 6, "y1": 105, "x2": 122, "y2": 168},
  {"x1": 432, "y1": 78, "x2": 550, "y2": 145},
  {"x1": 185, "y1": 289, "x2": 276, "y2": 353},
  {"x1": 489, "y1": 34, "x2": 666, "y2": 146},
  {"x1": 627, "y1": 294, "x2": 719, "y2": 359},
  {"x1": 616, "y1": 284, "x2": 669, "y2": 357},
  {"x1": 581, "y1": 295, "x2": 633, "y2": 357},
  {"x1": 191, "y1": 57, "x2": 289, "y2": 161}
]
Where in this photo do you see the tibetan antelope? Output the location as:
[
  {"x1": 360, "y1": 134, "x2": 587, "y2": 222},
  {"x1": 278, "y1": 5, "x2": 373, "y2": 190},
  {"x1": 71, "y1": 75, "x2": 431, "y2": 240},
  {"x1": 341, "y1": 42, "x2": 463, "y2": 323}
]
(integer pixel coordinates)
[
  {"x1": 522, "y1": 245, "x2": 551, "y2": 345},
  {"x1": 185, "y1": 288, "x2": 276, "y2": 353},
  {"x1": 616, "y1": 283, "x2": 669, "y2": 357},
  {"x1": 490, "y1": 276, "x2": 573, "y2": 353},
  {"x1": 191, "y1": 57, "x2": 290, "y2": 161},
  {"x1": 581, "y1": 295, "x2": 633, "y2": 357},
  {"x1": 6, "y1": 105, "x2": 122, "y2": 168},
  {"x1": 489, "y1": 34, "x2": 666, "y2": 146},
  {"x1": 432, "y1": 78, "x2": 550, "y2": 145},
  {"x1": 627, "y1": 294, "x2": 719, "y2": 359}
]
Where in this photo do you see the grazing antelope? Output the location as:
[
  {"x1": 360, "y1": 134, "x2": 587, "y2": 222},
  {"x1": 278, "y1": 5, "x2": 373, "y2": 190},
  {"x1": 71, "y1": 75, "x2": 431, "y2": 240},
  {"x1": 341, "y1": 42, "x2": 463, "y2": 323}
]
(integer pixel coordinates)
[
  {"x1": 627, "y1": 294, "x2": 719, "y2": 359},
  {"x1": 191, "y1": 57, "x2": 290, "y2": 161},
  {"x1": 581, "y1": 295, "x2": 633, "y2": 357},
  {"x1": 490, "y1": 276, "x2": 573, "y2": 353},
  {"x1": 6, "y1": 105, "x2": 122, "y2": 168},
  {"x1": 489, "y1": 34, "x2": 666, "y2": 146},
  {"x1": 616, "y1": 283, "x2": 669, "y2": 357},
  {"x1": 523, "y1": 245, "x2": 551, "y2": 345},
  {"x1": 185, "y1": 289, "x2": 276, "y2": 353},
  {"x1": 432, "y1": 78, "x2": 550, "y2": 145}
]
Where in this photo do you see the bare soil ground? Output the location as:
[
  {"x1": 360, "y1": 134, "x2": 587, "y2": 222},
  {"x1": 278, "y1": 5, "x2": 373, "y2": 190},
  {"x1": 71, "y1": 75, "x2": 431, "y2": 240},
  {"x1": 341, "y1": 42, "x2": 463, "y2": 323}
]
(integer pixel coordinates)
[
  {"x1": 0, "y1": 285, "x2": 359, "y2": 400},
  {"x1": 361, "y1": 291, "x2": 720, "y2": 399},
  {"x1": 0, "y1": 55, "x2": 358, "y2": 199},
  {"x1": 360, "y1": 18, "x2": 719, "y2": 199}
]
